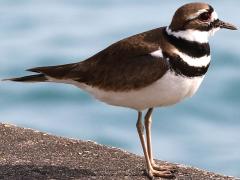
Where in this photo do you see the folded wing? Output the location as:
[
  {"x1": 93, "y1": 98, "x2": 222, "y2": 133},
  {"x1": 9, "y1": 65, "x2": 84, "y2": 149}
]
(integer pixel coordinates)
[{"x1": 8, "y1": 28, "x2": 170, "y2": 91}]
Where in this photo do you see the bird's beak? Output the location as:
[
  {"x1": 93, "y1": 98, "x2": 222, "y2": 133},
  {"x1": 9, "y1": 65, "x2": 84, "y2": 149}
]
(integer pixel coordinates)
[{"x1": 216, "y1": 19, "x2": 238, "y2": 30}]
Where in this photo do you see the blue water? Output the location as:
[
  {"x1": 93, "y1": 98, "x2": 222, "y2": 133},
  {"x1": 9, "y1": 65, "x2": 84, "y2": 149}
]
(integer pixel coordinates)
[{"x1": 1, "y1": 0, "x2": 240, "y2": 177}]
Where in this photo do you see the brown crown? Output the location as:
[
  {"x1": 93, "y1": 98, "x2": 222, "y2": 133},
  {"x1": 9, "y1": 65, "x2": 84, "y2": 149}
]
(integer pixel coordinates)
[{"x1": 169, "y1": 2, "x2": 212, "y2": 31}]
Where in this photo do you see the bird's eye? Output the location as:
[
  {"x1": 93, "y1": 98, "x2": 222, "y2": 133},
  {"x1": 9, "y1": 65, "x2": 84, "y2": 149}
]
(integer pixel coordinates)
[{"x1": 199, "y1": 12, "x2": 211, "y2": 21}]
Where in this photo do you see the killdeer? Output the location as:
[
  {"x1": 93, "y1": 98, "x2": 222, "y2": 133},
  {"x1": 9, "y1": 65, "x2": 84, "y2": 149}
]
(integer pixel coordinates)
[{"x1": 5, "y1": 2, "x2": 237, "y2": 179}]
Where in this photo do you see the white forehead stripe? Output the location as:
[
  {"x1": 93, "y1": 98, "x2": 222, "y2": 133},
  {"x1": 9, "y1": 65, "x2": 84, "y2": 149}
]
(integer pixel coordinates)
[
  {"x1": 188, "y1": 9, "x2": 218, "y2": 22},
  {"x1": 211, "y1": 11, "x2": 218, "y2": 21},
  {"x1": 188, "y1": 9, "x2": 208, "y2": 20},
  {"x1": 198, "y1": 9, "x2": 208, "y2": 14},
  {"x1": 166, "y1": 27, "x2": 209, "y2": 43}
]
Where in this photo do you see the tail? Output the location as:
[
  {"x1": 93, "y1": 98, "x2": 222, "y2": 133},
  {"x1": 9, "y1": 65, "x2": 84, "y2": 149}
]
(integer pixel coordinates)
[
  {"x1": 3, "y1": 62, "x2": 78, "y2": 83},
  {"x1": 3, "y1": 73, "x2": 48, "y2": 83}
]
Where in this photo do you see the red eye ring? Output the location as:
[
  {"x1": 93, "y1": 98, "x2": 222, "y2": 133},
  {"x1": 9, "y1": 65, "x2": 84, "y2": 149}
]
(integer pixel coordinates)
[{"x1": 199, "y1": 12, "x2": 211, "y2": 21}]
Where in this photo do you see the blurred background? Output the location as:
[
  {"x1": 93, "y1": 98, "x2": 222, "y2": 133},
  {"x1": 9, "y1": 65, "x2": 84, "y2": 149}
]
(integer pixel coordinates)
[{"x1": 0, "y1": 0, "x2": 239, "y2": 177}]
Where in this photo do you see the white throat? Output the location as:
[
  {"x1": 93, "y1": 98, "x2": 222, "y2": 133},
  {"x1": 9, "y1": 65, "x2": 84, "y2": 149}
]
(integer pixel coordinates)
[
  {"x1": 166, "y1": 27, "x2": 220, "y2": 43},
  {"x1": 166, "y1": 10, "x2": 220, "y2": 43}
]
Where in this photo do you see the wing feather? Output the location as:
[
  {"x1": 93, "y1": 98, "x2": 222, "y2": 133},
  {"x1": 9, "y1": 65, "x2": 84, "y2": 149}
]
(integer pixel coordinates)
[{"x1": 26, "y1": 27, "x2": 169, "y2": 91}]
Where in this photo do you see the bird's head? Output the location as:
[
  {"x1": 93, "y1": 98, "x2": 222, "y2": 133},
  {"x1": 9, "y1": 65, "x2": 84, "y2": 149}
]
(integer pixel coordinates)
[{"x1": 167, "y1": 2, "x2": 237, "y2": 43}]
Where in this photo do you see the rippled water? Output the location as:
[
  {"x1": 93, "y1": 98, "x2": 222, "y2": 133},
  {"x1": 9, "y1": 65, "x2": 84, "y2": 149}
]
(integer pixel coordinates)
[{"x1": 0, "y1": 0, "x2": 240, "y2": 177}]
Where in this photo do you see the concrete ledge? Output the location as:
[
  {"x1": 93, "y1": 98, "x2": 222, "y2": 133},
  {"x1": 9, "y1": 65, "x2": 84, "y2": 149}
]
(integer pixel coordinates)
[{"x1": 0, "y1": 123, "x2": 237, "y2": 179}]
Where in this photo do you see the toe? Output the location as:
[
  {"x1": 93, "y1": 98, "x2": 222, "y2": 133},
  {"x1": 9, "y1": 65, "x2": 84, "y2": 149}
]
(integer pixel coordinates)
[
  {"x1": 153, "y1": 170, "x2": 175, "y2": 179},
  {"x1": 148, "y1": 169, "x2": 175, "y2": 179},
  {"x1": 153, "y1": 164, "x2": 177, "y2": 173}
]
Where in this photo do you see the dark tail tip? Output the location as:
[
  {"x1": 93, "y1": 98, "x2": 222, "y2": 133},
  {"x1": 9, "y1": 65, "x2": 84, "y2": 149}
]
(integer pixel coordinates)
[{"x1": 3, "y1": 74, "x2": 48, "y2": 82}]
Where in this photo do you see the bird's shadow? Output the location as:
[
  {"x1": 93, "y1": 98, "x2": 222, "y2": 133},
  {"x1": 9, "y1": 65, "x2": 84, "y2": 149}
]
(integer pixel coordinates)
[{"x1": 0, "y1": 164, "x2": 96, "y2": 179}]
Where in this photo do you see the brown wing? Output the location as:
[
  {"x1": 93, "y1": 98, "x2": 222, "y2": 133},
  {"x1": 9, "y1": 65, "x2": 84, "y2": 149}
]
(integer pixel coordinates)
[{"x1": 29, "y1": 27, "x2": 169, "y2": 91}]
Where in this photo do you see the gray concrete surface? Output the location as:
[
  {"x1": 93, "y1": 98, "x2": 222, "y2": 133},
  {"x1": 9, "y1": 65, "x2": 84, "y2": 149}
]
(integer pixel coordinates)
[{"x1": 0, "y1": 123, "x2": 237, "y2": 179}]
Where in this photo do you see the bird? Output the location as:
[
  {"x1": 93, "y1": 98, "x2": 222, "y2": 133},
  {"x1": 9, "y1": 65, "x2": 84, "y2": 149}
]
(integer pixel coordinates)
[{"x1": 4, "y1": 2, "x2": 237, "y2": 179}]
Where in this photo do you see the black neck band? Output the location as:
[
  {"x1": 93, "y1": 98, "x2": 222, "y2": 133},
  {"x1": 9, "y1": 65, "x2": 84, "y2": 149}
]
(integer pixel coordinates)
[
  {"x1": 163, "y1": 52, "x2": 210, "y2": 77},
  {"x1": 164, "y1": 28, "x2": 210, "y2": 58}
]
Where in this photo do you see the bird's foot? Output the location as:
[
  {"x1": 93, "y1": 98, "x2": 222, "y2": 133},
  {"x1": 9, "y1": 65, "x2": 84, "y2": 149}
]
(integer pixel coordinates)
[
  {"x1": 148, "y1": 168, "x2": 175, "y2": 179},
  {"x1": 152, "y1": 162, "x2": 177, "y2": 173}
]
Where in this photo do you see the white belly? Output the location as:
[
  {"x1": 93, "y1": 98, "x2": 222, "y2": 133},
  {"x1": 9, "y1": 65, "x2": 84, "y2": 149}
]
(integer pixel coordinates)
[{"x1": 77, "y1": 71, "x2": 204, "y2": 111}]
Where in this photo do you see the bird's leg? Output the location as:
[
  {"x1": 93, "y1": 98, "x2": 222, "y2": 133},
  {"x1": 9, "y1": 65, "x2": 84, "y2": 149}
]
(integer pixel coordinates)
[
  {"x1": 136, "y1": 112, "x2": 152, "y2": 173},
  {"x1": 144, "y1": 108, "x2": 155, "y2": 166},
  {"x1": 136, "y1": 111, "x2": 174, "y2": 178},
  {"x1": 144, "y1": 108, "x2": 177, "y2": 173}
]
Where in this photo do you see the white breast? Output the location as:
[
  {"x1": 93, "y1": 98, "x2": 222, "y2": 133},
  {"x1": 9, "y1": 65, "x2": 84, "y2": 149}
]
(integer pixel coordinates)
[{"x1": 76, "y1": 71, "x2": 204, "y2": 111}]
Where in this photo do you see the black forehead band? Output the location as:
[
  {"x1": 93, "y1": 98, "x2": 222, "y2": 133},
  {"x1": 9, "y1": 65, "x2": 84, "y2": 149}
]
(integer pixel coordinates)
[{"x1": 208, "y1": 5, "x2": 214, "y2": 13}]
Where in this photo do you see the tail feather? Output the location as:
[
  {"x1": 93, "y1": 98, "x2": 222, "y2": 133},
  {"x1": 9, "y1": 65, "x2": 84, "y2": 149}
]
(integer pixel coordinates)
[
  {"x1": 3, "y1": 74, "x2": 48, "y2": 82},
  {"x1": 26, "y1": 63, "x2": 78, "y2": 78},
  {"x1": 3, "y1": 63, "x2": 79, "y2": 83}
]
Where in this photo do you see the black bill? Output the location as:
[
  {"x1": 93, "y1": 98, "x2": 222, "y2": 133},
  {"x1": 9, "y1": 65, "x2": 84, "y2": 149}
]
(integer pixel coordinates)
[{"x1": 212, "y1": 19, "x2": 238, "y2": 30}]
